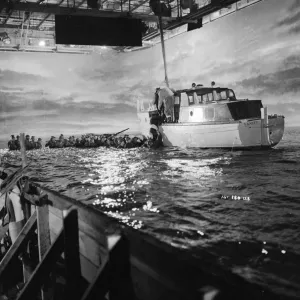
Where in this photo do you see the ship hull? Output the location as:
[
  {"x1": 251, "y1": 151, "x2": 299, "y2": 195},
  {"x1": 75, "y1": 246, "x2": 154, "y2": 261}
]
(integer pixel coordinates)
[{"x1": 138, "y1": 113, "x2": 284, "y2": 149}]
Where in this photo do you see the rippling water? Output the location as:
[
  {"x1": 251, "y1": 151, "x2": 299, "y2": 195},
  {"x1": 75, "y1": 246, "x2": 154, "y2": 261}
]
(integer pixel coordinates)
[{"x1": 1, "y1": 127, "x2": 300, "y2": 299}]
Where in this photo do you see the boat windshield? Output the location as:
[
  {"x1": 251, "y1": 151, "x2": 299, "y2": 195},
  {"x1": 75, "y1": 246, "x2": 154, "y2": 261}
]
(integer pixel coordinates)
[{"x1": 193, "y1": 88, "x2": 236, "y2": 103}]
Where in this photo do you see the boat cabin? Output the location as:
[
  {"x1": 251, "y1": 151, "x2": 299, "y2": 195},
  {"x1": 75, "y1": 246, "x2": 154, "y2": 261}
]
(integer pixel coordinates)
[
  {"x1": 137, "y1": 85, "x2": 263, "y2": 124},
  {"x1": 173, "y1": 86, "x2": 263, "y2": 123}
]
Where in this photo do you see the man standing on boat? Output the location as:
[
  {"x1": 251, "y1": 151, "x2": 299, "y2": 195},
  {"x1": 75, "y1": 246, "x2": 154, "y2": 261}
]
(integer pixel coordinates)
[
  {"x1": 157, "y1": 87, "x2": 175, "y2": 123},
  {"x1": 154, "y1": 88, "x2": 160, "y2": 111},
  {"x1": 25, "y1": 135, "x2": 31, "y2": 150},
  {"x1": 15, "y1": 135, "x2": 20, "y2": 150}
]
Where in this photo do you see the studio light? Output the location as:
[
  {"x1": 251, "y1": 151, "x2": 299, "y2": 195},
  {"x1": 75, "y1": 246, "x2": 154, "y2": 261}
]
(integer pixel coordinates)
[{"x1": 39, "y1": 40, "x2": 46, "y2": 47}]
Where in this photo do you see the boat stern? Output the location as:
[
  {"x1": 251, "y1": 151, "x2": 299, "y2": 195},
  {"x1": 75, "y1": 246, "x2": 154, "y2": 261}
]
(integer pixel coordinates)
[{"x1": 268, "y1": 115, "x2": 285, "y2": 147}]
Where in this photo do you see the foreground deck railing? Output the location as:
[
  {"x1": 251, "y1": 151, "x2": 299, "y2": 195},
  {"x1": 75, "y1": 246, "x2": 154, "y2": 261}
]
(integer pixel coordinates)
[{"x1": 0, "y1": 179, "x2": 285, "y2": 300}]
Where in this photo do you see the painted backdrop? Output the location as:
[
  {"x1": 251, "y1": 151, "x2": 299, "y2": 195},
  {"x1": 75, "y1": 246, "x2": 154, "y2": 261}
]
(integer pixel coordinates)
[{"x1": 0, "y1": 0, "x2": 299, "y2": 147}]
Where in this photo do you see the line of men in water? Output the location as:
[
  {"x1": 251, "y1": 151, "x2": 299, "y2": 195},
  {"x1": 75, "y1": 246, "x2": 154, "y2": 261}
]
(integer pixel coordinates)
[
  {"x1": 45, "y1": 133, "x2": 162, "y2": 149},
  {"x1": 8, "y1": 121, "x2": 163, "y2": 151},
  {"x1": 8, "y1": 135, "x2": 42, "y2": 151}
]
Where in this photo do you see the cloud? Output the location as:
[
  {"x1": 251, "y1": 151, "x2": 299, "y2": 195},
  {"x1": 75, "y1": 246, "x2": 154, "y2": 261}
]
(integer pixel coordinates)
[
  {"x1": 31, "y1": 99, "x2": 62, "y2": 111},
  {"x1": 267, "y1": 102, "x2": 300, "y2": 119},
  {"x1": 274, "y1": 1, "x2": 300, "y2": 35},
  {"x1": 0, "y1": 87, "x2": 24, "y2": 93},
  {"x1": 281, "y1": 54, "x2": 300, "y2": 69},
  {"x1": 0, "y1": 69, "x2": 44, "y2": 84},
  {"x1": 0, "y1": 92, "x2": 28, "y2": 113},
  {"x1": 233, "y1": 67, "x2": 300, "y2": 96},
  {"x1": 288, "y1": 0, "x2": 300, "y2": 12},
  {"x1": 0, "y1": 111, "x2": 58, "y2": 121},
  {"x1": 288, "y1": 24, "x2": 300, "y2": 34},
  {"x1": 276, "y1": 11, "x2": 300, "y2": 28}
]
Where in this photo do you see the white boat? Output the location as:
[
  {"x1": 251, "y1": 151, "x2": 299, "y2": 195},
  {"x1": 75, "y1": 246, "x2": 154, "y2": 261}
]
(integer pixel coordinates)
[{"x1": 137, "y1": 84, "x2": 285, "y2": 149}]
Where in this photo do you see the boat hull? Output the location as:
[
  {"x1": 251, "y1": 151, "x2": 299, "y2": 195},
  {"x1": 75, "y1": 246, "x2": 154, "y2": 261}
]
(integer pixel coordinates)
[{"x1": 138, "y1": 113, "x2": 284, "y2": 149}]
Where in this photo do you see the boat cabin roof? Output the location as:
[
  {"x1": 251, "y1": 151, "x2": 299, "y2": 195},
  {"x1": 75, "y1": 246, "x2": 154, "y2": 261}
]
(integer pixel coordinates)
[{"x1": 175, "y1": 87, "x2": 230, "y2": 95}]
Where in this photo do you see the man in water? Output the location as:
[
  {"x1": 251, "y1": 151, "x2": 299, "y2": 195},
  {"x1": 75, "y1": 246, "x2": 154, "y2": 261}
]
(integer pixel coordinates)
[
  {"x1": 45, "y1": 136, "x2": 55, "y2": 148},
  {"x1": 8, "y1": 135, "x2": 17, "y2": 151},
  {"x1": 148, "y1": 118, "x2": 163, "y2": 148},
  {"x1": 57, "y1": 135, "x2": 65, "y2": 148},
  {"x1": 31, "y1": 136, "x2": 36, "y2": 149},
  {"x1": 36, "y1": 138, "x2": 42, "y2": 149},
  {"x1": 25, "y1": 135, "x2": 31, "y2": 150}
]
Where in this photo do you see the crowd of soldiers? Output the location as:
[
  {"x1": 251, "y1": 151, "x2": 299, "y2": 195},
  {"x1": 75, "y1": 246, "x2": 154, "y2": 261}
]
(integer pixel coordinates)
[
  {"x1": 7, "y1": 135, "x2": 42, "y2": 151},
  {"x1": 44, "y1": 133, "x2": 159, "y2": 149},
  {"x1": 8, "y1": 127, "x2": 163, "y2": 151}
]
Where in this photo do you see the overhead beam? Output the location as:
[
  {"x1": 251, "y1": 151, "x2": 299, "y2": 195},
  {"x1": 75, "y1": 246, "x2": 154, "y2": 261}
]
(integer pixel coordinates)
[
  {"x1": 124, "y1": 0, "x2": 262, "y2": 51},
  {"x1": 2, "y1": 0, "x2": 22, "y2": 25},
  {"x1": 130, "y1": 0, "x2": 149, "y2": 13},
  {"x1": 21, "y1": 0, "x2": 45, "y2": 26},
  {"x1": 0, "y1": 45, "x2": 94, "y2": 54},
  {"x1": 3, "y1": 2, "x2": 179, "y2": 22},
  {"x1": 36, "y1": 0, "x2": 66, "y2": 29},
  {"x1": 142, "y1": 0, "x2": 241, "y2": 41}
]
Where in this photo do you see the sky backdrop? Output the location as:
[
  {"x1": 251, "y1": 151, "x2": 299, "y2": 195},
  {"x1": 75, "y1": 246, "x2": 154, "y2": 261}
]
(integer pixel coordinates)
[{"x1": 1, "y1": 0, "x2": 300, "y2": 147}]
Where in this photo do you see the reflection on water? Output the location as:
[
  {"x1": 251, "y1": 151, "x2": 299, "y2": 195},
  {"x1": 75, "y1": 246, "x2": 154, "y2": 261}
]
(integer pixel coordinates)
[{"x1": 1, "y1": 127, "x2": 300, "y2": 299}]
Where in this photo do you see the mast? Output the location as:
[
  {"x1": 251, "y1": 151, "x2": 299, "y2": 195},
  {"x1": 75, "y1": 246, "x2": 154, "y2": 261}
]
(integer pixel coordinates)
[{"x1": 158, "y1": 15, "x2": 169, "y2": 88}]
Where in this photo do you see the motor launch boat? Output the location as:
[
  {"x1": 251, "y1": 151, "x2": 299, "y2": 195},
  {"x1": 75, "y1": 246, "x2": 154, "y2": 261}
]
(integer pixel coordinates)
[{"x1": 137, "y1": 83, "x2": 285, "y2": 149}]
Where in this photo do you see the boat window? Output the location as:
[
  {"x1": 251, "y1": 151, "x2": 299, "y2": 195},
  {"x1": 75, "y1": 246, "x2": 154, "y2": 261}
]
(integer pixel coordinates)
[
  {"x1": 188, "y1": 95, "x2": 195, "y2": 105},
  {"x1": 201, "y1": 94, "x2": 208, "y2": 103},
  {"x1": 207, "y1": 93, "x2": 213, "y2": 102},
  {"x1": 193, "y1": 92, "x2": 200, "y2": 104},
  {"x1": 219, "y1": 91, "x2": 227, "y2": 100},
  {"x1": 227, "y1": 100, "x2": 262, "y2": 120},
  {"x1": 213, "y1": 90, "x2": 218, "y2": 101},
  {"x1": 228, "y1": 89, "x2": 236, "y2": 99},
  {"x1": 205, "y1": 107, "x2": 215, "y2": 120},
  {"x1": 180, "y1": 93, "x2": 189, "y2": 107}
]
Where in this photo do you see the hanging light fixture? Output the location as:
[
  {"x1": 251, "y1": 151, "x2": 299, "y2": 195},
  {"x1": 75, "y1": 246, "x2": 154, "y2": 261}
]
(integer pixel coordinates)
[{"x1": 39, "y1": 40, "x2": 46, "y2": 47}]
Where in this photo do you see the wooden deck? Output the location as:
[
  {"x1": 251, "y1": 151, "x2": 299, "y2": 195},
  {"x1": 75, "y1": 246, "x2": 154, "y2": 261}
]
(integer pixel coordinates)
[{"x1": 0, "y1": 181, "x2": 282, "y2": 300}]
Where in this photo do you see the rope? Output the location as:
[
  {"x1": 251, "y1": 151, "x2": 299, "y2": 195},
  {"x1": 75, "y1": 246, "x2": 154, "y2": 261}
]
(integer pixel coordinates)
[{"x1": 158, "y1": 15, "x2": 169, "y2": 88}]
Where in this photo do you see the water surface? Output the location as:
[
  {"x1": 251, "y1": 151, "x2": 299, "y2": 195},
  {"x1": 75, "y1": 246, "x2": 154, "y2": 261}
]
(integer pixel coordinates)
[{"x1": 1, "y1": 127, "x2": 300, "y2": 299}]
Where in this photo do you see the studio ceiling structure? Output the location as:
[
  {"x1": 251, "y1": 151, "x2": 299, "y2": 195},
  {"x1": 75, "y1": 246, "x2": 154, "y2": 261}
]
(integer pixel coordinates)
[{"x1": 0, "y1": 0, "x2": 262, "y2": 54}]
